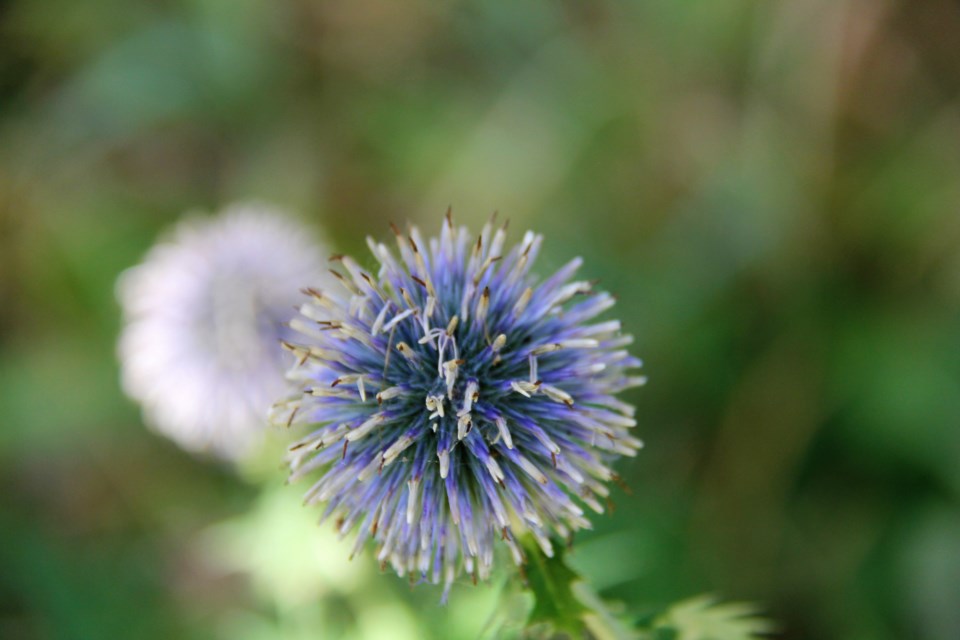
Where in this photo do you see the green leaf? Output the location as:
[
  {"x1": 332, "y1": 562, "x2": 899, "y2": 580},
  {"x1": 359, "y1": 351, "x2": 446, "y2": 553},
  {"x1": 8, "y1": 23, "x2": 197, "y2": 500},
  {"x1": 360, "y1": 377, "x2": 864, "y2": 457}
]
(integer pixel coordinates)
[
  {"x1": 646, "y1": 595, "x2": 773, "y2": 640},
  {"x1": 521, "y1": 537, "x2": 590, "y2": 637},
  {"x1": 575, "y1": 581, "x2": 641, "y2": 640},
  {"x1": 516, "y1": 537, "x2": 637, "y2": 639},
  {"x1": 515, "y1": 539, "x2": 771, "y2": 640}
]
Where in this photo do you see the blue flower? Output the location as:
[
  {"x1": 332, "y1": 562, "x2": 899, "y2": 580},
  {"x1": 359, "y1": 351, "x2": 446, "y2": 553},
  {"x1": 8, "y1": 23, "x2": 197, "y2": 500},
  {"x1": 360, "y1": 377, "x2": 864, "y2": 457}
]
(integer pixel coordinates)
[{"x1": 272, "y1": 213, "x2": 644, "y2": 598}]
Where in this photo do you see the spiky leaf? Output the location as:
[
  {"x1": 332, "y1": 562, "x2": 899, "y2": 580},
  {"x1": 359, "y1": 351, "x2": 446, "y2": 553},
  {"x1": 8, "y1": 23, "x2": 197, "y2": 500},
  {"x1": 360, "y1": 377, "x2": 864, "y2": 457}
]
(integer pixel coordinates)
[
  {"x1": 647, "y1": 595, "x2": 773, "y2": 640},
  {"x1": 521, "y1": 538, "x2": 590, "y2": 637}
]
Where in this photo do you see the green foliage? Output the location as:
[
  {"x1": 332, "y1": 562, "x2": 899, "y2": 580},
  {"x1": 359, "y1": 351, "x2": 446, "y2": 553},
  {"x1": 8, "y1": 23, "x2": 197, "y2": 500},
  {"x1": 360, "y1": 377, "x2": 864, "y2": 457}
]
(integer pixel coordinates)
[
  {"x1": 521, "y1": 538, "x2": 591, "y2": 637},
  {"x1": 517, "y1": 541, "x2": 771, "y2": 640},
  {"x1": 640, "y1": 596, "x2": 773, "y2": 640},
  {"x1": 518, "y1": 538, "x2": 647, "y2": 640}
]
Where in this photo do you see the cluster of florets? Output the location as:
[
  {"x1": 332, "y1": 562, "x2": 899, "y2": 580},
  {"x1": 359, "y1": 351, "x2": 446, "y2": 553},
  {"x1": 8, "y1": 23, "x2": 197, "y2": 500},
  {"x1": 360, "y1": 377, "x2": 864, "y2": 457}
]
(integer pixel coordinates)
[
  {"x1": 118, "y1": 204, "x2": 326, "y2": 459},
  {"x1": 270, "y1": 214, "x2": 644, "y2": 598}
]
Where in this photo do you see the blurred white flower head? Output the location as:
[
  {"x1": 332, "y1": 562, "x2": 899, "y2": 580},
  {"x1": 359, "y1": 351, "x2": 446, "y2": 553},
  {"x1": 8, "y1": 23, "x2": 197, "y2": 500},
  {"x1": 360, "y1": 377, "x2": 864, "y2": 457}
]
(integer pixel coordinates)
[{"x1": 118, "y1": 203, "x2": 329, "y2": 460}]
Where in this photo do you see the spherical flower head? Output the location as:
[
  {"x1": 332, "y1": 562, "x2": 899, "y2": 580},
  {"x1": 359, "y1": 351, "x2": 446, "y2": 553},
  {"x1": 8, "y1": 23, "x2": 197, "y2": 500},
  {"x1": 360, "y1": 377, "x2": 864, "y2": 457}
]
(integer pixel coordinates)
[
  {"x1": 118, "y1": 203, "x2": 329, "y2": 460},
  {"x1": 272, "y1": 213, "x2": 645, "y2": 599}
]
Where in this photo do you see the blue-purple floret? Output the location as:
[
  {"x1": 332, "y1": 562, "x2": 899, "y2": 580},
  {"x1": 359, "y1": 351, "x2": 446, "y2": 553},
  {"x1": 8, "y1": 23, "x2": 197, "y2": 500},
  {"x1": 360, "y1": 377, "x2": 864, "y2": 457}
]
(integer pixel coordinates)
[{"x1": 271, "y1": 214, "x2": 645, "y2": 599}]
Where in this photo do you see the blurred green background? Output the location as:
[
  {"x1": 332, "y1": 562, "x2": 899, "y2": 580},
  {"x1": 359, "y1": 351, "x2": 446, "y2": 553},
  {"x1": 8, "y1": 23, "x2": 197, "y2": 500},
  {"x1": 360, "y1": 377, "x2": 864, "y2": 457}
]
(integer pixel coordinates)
[{"x1": 2, "y1": 0, "x2": 960, "y2": 638}]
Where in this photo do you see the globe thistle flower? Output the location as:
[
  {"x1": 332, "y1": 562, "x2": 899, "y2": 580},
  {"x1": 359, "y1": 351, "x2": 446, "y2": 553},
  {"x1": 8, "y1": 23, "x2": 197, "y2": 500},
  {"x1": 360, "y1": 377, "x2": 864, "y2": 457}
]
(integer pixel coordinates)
[
  {"x1": 272, "y1": 213, "x2": 644, "y2": 598},
  {"x1": 118, "y1": 203, "x2": 328, "y2": 460}
]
